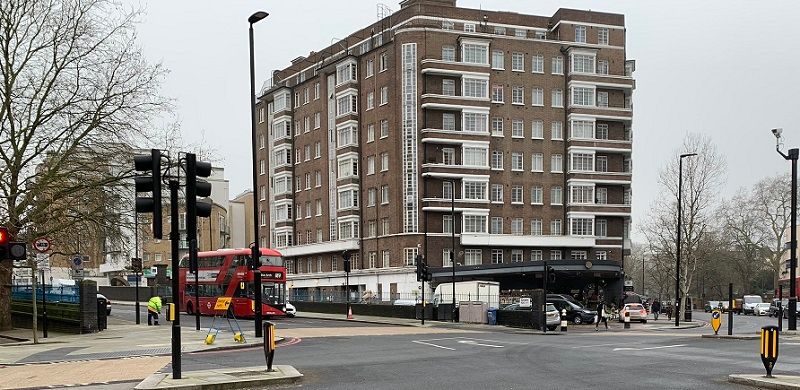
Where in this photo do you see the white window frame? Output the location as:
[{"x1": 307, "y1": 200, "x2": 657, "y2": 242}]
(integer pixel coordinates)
[
  {"x1": 511, "y1": 52, "x2": 524, "y2": 71},
  {"x1": 531, "y1": 55, "x2": 544, "y2": 73},
  {"x1": 530, "y1": 186, "x2": 543, "y2": 205},
  {"x1": 461, "y1": 41, "x2": 489, "y2": 65},
  {"x1": 531, "y1": 153, "x2": 543, "y2": 172},
  {"x1": 511, "y1": 186, "x2": 523, "y2": 204},
  {"x1": 551, "y1": 89, "x2": 563, "y2": 108},
  {"x1": 531, "y1": 120, "x2": 543, "y2": 139},
  {"x1": 551, "y1": 154, "x2": 563, "y2": 173},
  {"x1": 531, "y1": 87, "x2": 544, "y2": 106},
  {"x1": 511, "y1": 119, "x2": 524, "y2": 138},
  {"x1": 511, "y1": 86, "x2": 524, "y2": 105},
  {"x1": 552, "y1": 56, "x2": 563, "y2": 75},
  {"x1": 511, "y1": 152, "x2": 524, "y2": 171},
  {"x1": 491, "y1": 50, "x2": 504, "y2": 70},
  {"x1": 575, "y1": 25, "x2": 587, "y2": 43}
]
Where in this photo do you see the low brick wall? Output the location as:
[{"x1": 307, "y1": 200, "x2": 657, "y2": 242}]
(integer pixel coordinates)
[{"x1": 293, "y1": 301, "x2": 416, "y2": 319}]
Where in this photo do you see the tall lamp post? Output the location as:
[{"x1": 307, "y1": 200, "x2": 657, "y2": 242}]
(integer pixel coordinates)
[
  {"x1": 773, "y1": 127, "x2": 797, "y2": 331},
  {"x1": 248, "y1": 10, "x2": 269, "y2": 338},
  {"x1": 676, "y1": 152, "x2": 697, "y2": 327}
]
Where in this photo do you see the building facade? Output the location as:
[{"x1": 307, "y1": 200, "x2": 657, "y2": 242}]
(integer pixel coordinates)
[{"x1": 256, "y1": 0, "x2": 634, "y2": 303}]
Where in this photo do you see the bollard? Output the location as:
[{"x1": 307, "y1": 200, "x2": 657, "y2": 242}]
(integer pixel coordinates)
[
  {"x1": 761, "y1": 325, "x2": 779, "y2": 378},
  {"x1": 624, "y1": 311, "x2": 630, "y2": 329},
  {"x1": 263, "y1": 321, "x2": 276, "y2": 372},
  {"x1": 560, "y1": 309, "x2": 568, "y2": 332}
]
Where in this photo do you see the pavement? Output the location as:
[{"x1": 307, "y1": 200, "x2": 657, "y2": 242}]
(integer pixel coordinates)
[
  {"x1": 136, "y1": 365, "x2": 302, "y2": 390},
  {"x1": 729, "y1": 374, "x2": 800, "y2": 390},
  {"x1": 0, "y1": 305, "x2": 753, "y2": 390}
]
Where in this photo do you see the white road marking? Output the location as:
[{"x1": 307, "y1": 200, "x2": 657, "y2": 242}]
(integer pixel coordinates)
[
  {"x1": 412, "y1": 340, "x2": 456, "y2": 350},
  {"x1": 457, "y1": 340, "x2": 504, "y2": 348},
  {"x1": 571, "y1": 343, "x2": 626, "y2": 349},
  {"x1": 613, "y1": 344, "x2": 687, "y2": 351}
]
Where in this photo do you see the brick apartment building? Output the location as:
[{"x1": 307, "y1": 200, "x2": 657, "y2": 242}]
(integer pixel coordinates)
[{"x1": 256, "y1": 0, "x2": 634, "y2": 303}]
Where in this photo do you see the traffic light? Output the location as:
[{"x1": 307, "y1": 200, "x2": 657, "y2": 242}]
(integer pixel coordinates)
[
  {"x1": 423, "y1": 261, "x2": 432, "y2": 282},
  {"x1": 134, "y1": 149, "x2": 162, "y2": 239},
  {"x1": 546, "y1": 265, "x2": 556, "y2": 283},
  {"x1": 131, "y1": 257, "x2": 143, "y2": 273},
  {"x1": 0, "y1": 227, "x2": 8, "y2": 259},
  {"x1": 186, "y1": 153, "x2": 212, "y2": 276},
  {"x1": 342, "y1": 251, "x2": 352, "y2": 273},
  {"x1": 0, "y1": 227, "x2": 26, "y2": 261}
]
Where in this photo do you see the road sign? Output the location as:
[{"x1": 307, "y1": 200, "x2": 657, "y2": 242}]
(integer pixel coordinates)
[
  {"x1": 73, "y1": 269, "x2": 84, "y2": 281},
  {"x1": 36, "y1": 253, "x2": 50, "y2": 269},
  {"x1": 711, "y1": 309, "x2": 722, "y2": 334},
  {"x1": 214, "y1": 297, "x2": 232, "y2": 311},
  {"x1": 519, "y1": 297, "x2": 532, "y2": 308},
  {"x1": 34, "y1": 237, "x2": 52, "y2": 253},
  {"x1": 71, "y1": 255, "x2": 83, "y2": 270}
]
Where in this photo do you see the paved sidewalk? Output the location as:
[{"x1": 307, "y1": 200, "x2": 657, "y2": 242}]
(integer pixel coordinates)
[
  {"x1": 729, "y1": 374, "x2": 800, "y2": 389},
  {"x1": 136, "y1": 365, "x2": 302, "y2": 389}
]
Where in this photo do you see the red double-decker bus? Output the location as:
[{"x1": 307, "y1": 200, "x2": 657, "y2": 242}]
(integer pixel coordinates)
[{"x1": 178, "y1": 248, "x2": 287, "y2": 318}]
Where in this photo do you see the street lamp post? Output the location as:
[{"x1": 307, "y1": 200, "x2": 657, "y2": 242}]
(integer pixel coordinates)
[
  {"x1": 248, "y1": 10, "x2": 269, "y2": 338},
  {"x1": 676, "y1": 152, "x2": 697, "y2": 327},
  {"x1": 773, "y1": 127, "x2": 797, "y2": 331}
]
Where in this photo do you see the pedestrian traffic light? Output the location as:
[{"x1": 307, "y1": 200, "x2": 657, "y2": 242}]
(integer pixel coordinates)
[
  {"x1": 134, "y1": 149, "x2": 162, "y2": 239},
  {"x1": 0, "y1": 227, "x2": 8, "y2": 259},
  {"x1": 423, "y1": 261, "x2": 432, "y2": 282},
  {"x1": 343, "y1": 251, "x2": 352, "y2": 273}
]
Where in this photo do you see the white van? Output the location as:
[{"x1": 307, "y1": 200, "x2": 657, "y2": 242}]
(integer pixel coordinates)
[
  {"x1": 742, "y1": 295, "x2": 763, "y2": 315},
  {"x1": 432, "y1": 281, "x2": 500, "y2": 309}
]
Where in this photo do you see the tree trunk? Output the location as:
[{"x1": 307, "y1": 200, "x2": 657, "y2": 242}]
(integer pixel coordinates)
[{"x1": 0, "y1": 261, "x2": 11, "y2": 331}]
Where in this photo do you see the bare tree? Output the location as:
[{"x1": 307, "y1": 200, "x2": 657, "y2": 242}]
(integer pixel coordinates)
[
  {"x1": 718, "y1": 191, "x2": 769, "y2": 293},
  {"x1": 642, "y1": 134, "x2": 726, "y2": 320},
  {"x1": 0, "y1": 0, "x2": 167, "y2": 331},
  {"x1": 752, "y1": 174, "x2": 794, "y2": 290}
]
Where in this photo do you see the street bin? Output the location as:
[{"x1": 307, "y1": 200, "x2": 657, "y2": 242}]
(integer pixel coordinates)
[
  {"x1": 437, "y1": 303, "x2": 454, "y2": 321},
  {"x1": 684, "y1": 297, "x2": 693, "y2": 322},
  {"x1": 487, "y1": 308, "x2": 498, "y2": 325}
]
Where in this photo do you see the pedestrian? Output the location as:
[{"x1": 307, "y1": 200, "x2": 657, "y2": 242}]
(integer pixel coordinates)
[
  {"x1": 595, "y1": 301, "x2": 608, "y2": 331},
  {"x1": 667, "y1": 302, "x2": 673, "y2": 321},
  {"x1": 148, "y1": 295, "x2": 162, "y2": 326},
  {"x1": 652, "y1": 300, "x2": 661, "y2": 321}
]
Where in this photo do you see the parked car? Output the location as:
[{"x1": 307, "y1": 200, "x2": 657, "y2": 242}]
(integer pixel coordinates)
[
  {"x1": 754, "y1": 303, "x2": 771, "y2": 316},
  {"x1": 284, "y1": 302, "x2": 296, "y2": 318},
  {"x1": 742, "y1": 295, "x2": 764, "y2": 315},
  {"x1": 549, "y1": 298, "x2": 596, "y2": 325},
  {"x1": 501, "y1": 302, "x2": 561, "y2": 330},
  {"x1": 769, "y1": 299, "x2": 788, "y2": 317},
  {"x1": 705, "y1": 301, "x2": 723, "y2": 312},
  {"x1": 619, "y1": 303, "x2": 647, "y2": 323},
  {"x1": 97, "y1": 293, "x2": 111, "y2": 315}
]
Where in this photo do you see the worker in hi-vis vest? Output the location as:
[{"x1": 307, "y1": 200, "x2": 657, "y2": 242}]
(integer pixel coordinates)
[{"x1": 147, "y1": 295, "x2": 162, "y2": 326}]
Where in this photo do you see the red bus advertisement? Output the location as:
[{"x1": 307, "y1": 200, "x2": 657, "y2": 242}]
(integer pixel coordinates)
[{"x1": 178, "y1": 248, "x2": 287, "y2": 318}]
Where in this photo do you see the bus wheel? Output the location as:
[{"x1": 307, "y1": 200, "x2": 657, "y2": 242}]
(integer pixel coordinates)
[{"x1": 186, "y1": 302, "x2": 194, "y2": 315}]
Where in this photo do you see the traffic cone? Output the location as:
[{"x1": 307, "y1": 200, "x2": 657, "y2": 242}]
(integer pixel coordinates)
[{"x1": 347, "y1": 305, "x2": 354, "y2": 320}]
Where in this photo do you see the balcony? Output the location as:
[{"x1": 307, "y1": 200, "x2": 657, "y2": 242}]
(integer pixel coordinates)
[
  {"x1": 420, "y1": 59, "x2": 490, "y2": 77},
  {"x1": 279, "y1": 239, "x2": 360, "y2": 258},
  {"x1": 569, "y1": 73, "x2": 635, "y2": 90},
  {"x1": 569, "y1": 105, "x2": 632, "y2": 121},
  {"x1": 568, "y1": 171, "x2": 632, "y2": 184},
  {"x1": 422, "y1": 197, "x2": 490, "y2": 209},
  {"x1": 421, "y1": 128, "x2": 490, "y2": 144},
  {"x1": 568, "y1": 139, "x2": 632, "y2": 153},
  {"x1": 567, "y1": 203, "x2": 631, "y2": 216},
  {"x1": 422, "y1": 163, "x2": 489, "y2": 176},
  {"x1": 460, "y1": 233, "x2": 595, "y2": 248},
  {"x1": 421, "y1": 94, "x2": 490, "y2": 110}
]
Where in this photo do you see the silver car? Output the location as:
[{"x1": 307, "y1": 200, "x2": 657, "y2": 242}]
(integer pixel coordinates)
[
  {"x1": 545, "y1": 303, "x2": 561, "y2": 330},
  {"x1": 619, "y1": 303, "x2": 647, "y2": 323}
]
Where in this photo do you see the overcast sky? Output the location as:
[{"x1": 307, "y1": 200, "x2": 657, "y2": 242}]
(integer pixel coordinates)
[{"x1": 130, "y1": 0, "x2": 800, "y2": 240}]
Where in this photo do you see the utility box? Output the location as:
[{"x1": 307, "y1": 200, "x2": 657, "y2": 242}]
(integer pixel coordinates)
[{"x1": 459, "y1": 301, "x2": 488, "y2": 324}]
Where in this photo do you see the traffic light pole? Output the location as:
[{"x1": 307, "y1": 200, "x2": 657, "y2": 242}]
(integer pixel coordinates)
[
  {"x1": 542, "y1": 261, "x2": 548, "y2": 333},
  {"x1": 169, "y1": 180, "x2": 182, "y2": 379},
  {"x1": 40, "y1": 269, "x2": 48, "y2": 338}
]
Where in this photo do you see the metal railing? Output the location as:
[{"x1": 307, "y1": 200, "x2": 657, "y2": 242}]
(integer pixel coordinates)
[
  {"x1": 11, "y1": 285, "x2": 80, "y2": 304},
  {"x1": 288, "y1": 291, "x2": 495, "y2": 306}
]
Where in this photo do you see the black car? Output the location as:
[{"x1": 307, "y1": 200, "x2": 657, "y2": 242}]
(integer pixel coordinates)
[{"x1": 549, "y1": 298, "x2": 596, "y2": 324}]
